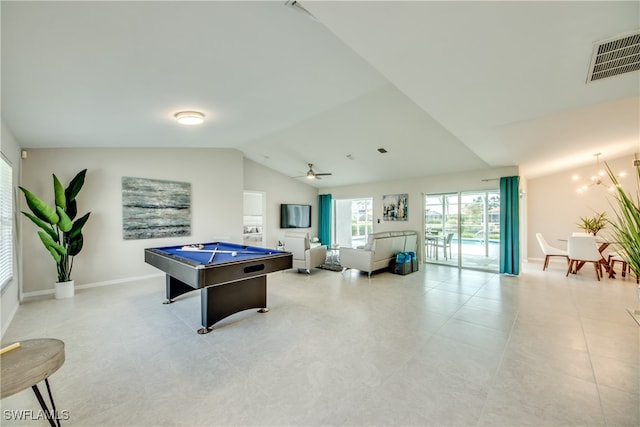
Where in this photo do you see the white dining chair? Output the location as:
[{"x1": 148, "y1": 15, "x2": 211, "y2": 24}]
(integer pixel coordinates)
[
  {"x1": 566, "y1": 236, "x2": 603, "y2": 281},
  {"x1": 607, "y1": 253, "x2": 627, "y2": 276},
  {"x1": 608, "y1": 253, "x2": 640, "y2": 283},
  {"x1": 424, "y1": 232, "x2": 438, "y2": 259},
  {"x1": 535, "y1": 232, "x2": 569, "y2": 270},
  {"x1": 433, "y1": 233, "x2": 454, "y2": 260}
]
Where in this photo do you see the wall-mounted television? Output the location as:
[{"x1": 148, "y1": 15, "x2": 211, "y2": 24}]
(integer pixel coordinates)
[{"x1": 280, "y1": 204, "x2": 311, "y2": 229}]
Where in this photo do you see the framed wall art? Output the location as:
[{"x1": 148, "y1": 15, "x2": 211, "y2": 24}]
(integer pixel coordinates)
[
  {"x1": 382, "y1": 193, "x2": 408, "y2": 221},
  {"x1": 122, "y1": 176, "x2": 191, "y2": 240}
]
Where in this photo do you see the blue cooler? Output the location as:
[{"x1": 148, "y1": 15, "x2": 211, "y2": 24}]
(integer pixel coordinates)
[
  {"x1": 394, "y1": 252, "x2": 411, "y2": 275},
  {"x1": 393, "y1": 252, "x2": 405, "y2": 274},
  {"x1": 407, "y1": 251, "x2": 418, "y2": 272}
]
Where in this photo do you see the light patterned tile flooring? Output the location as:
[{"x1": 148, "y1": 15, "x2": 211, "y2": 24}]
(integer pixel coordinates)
[{"x1": 1, "y1": 261, "x2": 638, "y2": 426}]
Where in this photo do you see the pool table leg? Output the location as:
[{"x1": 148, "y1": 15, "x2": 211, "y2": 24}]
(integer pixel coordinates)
[
  {"x1": 198, "y1": 275, "x2": 268, "y2": 334},
  {"x1": 163, "y1": 275, "x2": 196, "y2": 304}
]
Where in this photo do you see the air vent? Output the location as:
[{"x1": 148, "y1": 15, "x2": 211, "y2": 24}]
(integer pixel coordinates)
[{"x1": 587, "y1": 30, "x2": 640, "y2": 83}]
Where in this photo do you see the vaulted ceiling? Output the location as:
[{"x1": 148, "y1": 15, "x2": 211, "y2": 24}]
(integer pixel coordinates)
[{"x1": 2, "y1": 1, "x2": 638, "y2": 187}]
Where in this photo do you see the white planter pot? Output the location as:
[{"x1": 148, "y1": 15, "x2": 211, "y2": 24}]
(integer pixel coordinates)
[{"x1": 55, "y1": 280, "x2": 74, "y2": 299}]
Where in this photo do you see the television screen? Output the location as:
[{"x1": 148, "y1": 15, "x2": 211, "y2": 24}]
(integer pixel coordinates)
[{"x1": 280, "y1": 204, "x2": 311, "y2": 228}]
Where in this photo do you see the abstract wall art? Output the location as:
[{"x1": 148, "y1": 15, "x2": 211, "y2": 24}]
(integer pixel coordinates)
[
  {"x1": 382, "y1": 193, "x2": 408, "y2": 221},
  {"x1": 122, "y1": 176, "x2": 191, "y2": 240}
]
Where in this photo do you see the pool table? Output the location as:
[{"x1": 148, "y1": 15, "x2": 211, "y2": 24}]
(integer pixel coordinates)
[{"x1": 145, "y1": 242, "x2": 292, "y2": 334}]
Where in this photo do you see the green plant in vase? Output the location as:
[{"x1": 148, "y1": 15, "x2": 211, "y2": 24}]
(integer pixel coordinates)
[
  {"x1": 19, "y1": 169, "x2": 91, "y2": 283},
  {"x1": 605, "y1": 162, "x2": 640, "y2": 284},
  {"x1": 577, "y1": 212, "x2": 607, "y2": 235}
]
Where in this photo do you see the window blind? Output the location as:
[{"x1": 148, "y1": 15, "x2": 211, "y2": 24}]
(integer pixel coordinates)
[{"x1": 0, "y1": 155, "x2": 13, "y2": 289}]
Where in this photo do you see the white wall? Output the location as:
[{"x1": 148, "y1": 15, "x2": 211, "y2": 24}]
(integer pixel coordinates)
[
  {"x1": 527, "y1": 153, "x2": 637, "y2": 260},
  {"x1": 0, "y1": 122, "x2": 23, "y2": 336},
  {"x1": 243, "y1": 158, "x2": 319, "y2": 248},
  {"x1": 20, "y1": 148, "x2": 244, "y2": 295}
]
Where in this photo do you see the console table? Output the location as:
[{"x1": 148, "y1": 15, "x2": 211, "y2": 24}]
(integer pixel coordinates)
[{"x1": 1, "y1": 339, "x2": 65, "y2": 427}]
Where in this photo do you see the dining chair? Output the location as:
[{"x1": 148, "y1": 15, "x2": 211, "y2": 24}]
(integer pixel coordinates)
[
  {"x1": 608, "y1": 253, "x2": 640, "y2": 283},
  {"x1": 434, "y1": 233, "x2": 454, "y2": 260},
  {"x1": 535, "y1": 232, "x2": 569, "y2": 270},
  {"x1": 424, "y1": 232, "x2": 437, "y2": 259},
  {"x1": 607, "y1": 253, "x2": 627, "y2": 277},
  {"x1": 566, "y1": 236, "x2": 603, "y2": 281}
]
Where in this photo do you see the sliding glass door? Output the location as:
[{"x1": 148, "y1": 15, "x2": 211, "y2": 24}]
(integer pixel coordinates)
[
  {"x1": 334, "y1": 198, "x2": 373, "y2": 248},
  {"x1": 424, "y1": 191, "x2": 500, "y2": 271},
  {"x1": 459, "y1": 191, "x2": 500, "y2": 270}
]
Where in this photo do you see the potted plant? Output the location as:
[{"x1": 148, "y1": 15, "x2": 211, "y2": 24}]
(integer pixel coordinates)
[
  {"x1": 19, "y1": 169, "x2": 91, "y2": 298},
  {"x1": 577, "y1": 212, "x2": 607, "y2": 235},
  {"x1": 606, "y1": 162, "x2": 640, "y2": 288}
]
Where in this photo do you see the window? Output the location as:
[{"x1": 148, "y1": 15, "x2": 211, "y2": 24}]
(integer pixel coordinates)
[{"x1": 0, "y1": 155, "x2": 13, "y2": 289}]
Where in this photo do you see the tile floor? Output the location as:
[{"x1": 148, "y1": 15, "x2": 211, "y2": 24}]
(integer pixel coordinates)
[{"x1": 1, "y1": 261, "x2": 639, "y2": 426}]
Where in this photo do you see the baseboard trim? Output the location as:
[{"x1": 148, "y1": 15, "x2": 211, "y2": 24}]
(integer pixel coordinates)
[
  {"x1": 76, "y1": 273, "x2": 164, "y2": 290},
  {"x1": 21, "y1": 273, "x2": 164, "y2": 300},
  {"x1": 527, "y1": 257, "x2": 567, "y2": 264}
]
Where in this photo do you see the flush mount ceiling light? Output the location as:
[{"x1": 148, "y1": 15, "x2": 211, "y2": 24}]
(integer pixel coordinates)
[{"x1": 174, "y1": 111, "x2": 205, "y2": 125}]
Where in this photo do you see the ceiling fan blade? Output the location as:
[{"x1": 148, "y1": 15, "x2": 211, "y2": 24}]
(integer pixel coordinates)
[{"x1": 294, "y1": 163, "x2": 332, "y2": 180}]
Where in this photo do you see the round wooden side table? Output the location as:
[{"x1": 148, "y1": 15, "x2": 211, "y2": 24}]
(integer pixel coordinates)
[{"x1": 1, "y1": 338, "x2": 65, "y2": 427}]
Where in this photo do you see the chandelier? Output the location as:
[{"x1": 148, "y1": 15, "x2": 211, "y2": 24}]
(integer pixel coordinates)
[{"x1": 574, "y1": 152, "x2": 625, "y2": 194}]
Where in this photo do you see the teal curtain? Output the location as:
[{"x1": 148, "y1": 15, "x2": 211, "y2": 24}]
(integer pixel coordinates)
[
  {"x1": 318, "y1": 194, "x2": 332, "y2": 246},
  {"x1": 499, "y1": 176, "x2": 520, "y2": 275}
]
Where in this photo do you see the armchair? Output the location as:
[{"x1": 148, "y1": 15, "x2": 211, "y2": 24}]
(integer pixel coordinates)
[{"x1": 283, "y1": 231, "x2": 327, "y2": 274}]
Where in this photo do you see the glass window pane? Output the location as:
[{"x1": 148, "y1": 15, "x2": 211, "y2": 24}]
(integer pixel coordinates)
[{"x1": 0, "y1": 155, "x2": 14, "y2": 289}]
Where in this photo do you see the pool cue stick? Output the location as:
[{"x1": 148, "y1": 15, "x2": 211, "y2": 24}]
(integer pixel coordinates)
[
  {"x1": 177, "y1": 249, "x2": 267, "y2": 255},
  {"x1": 0, "y1": 342, "x2": 21, "y2": 355},
  {"x1": 207, "y1": 248, "x2": 218, "y2": 263}
]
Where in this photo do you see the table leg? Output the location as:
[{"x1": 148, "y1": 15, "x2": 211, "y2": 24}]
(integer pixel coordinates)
[
  {"x1": 596, "y1": 243, "x2": 615, "y2": 278},
  {"x1": 31, "y1": 379, "x2": 60, "y2": 427},
  {"x1": 198, "y1": 275, "x2": 268, "y2": 334},
  {"x1": 45, "y1": 378, "x2": 61, "y2": 427},
  {"x1": 602, "y1": 259, "x2": 615, "y2": 278},
  {"x1": 164, "y1": 275, "x2": 196, "y2": 304}
]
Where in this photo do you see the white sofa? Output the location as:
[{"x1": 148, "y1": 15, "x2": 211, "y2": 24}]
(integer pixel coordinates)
[
  {"x1": 339, "y1": 230, "x2": 418, "y2": 277},
  {"x1": 283, "y1": 231, "x2": 327, "y2": 274}
]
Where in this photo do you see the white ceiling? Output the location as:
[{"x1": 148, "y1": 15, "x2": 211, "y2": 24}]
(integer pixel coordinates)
[{"x1": 2, "y1": 1, "x2": 639, "y2": 188}]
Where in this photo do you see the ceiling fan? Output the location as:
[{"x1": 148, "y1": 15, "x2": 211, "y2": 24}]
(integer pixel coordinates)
[{"x1": 298, "y1": 163, "x2": 332, "y2": 180}]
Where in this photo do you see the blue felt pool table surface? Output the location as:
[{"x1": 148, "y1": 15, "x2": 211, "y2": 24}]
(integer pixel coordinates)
[{"x1": 158, "y1": 242, "x2": 286, "y2": 266}]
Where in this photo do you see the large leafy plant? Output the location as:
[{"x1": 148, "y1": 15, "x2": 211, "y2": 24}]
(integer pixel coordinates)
[
  {"x1": 606, "y1": 162, "x2": 640, "y2": 280},
  {"x1": 20, "y1": 169, "x2": 91, "y2": 282}
]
